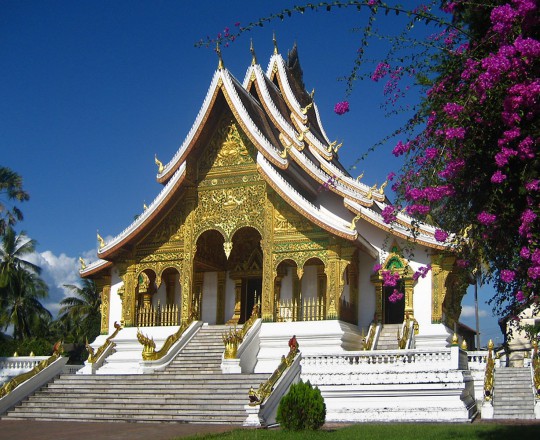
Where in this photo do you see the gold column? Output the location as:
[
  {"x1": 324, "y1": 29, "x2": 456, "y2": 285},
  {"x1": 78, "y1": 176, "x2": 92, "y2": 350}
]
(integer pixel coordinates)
[
  {"x1": 431, "y1": 253, "x2": 455, "y2": 324},
  {"x1": 261, "y1": 195, "x2": 275, "y2": 322},
  {"x1": 274, "y1": 270, "x2": 284, "y2": 319},
  {"x1": 317, "y1": 265, "x2": 326, "y2": 321},
  {"x1": 181, "y1": 194, "x2": 196, "y2": 324},
  {"x1": 404, "y1": 277, "x2": 418, "y2": 334},
  {"x1": 120, "y1": 262, "x2": 137, "y2": 327},
  {"x1": 325, "y1": 242, "x2": 340, "y2": 319},
  {"x1": 97, "y1": 275, "x2": 111, "y2": 335},
  {"x1": 216, "y1": 271, "x2": 226, "y2": 324},
  {"x1": 370, "y1": 273, "x2": 383, "y2": 323}
]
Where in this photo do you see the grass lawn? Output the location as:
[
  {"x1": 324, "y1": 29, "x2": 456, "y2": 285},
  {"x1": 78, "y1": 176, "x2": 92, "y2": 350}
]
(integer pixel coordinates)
[{"x1": 178, "y1": 423, "x2": 540, "y2": 440}]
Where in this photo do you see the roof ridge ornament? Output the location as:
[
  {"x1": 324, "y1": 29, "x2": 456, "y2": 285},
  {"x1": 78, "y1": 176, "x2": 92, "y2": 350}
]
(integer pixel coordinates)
[
  {"x1": 216, "y1": 41, "x2": 224, "y2": 70},
  {"x1": 97, "y1": 232, "x2": 105, "y2": 249},
  {"x1": 154, "y1": 154, "x2": 164, "y2": 174},
  {"x1": 273, "y1": 32, "x2": 279, "y2": 55},
  {"x1": 326, "y1": 140, "x2": 337, "y2": 153},
  {"x1": 379, "y1": 181, "x2": 388, "y2": 195},
  {"x1": 356, "y1": 172, "x2": 365, "y2": 182},
  {"x1": 250, "y1": 39, "x2": 257, "y2": 66}
]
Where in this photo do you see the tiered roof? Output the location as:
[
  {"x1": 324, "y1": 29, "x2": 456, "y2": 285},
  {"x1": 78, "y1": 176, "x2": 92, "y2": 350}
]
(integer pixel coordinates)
[{"x1": 81, "y1": 44, "x2": 445, "y2": 277}]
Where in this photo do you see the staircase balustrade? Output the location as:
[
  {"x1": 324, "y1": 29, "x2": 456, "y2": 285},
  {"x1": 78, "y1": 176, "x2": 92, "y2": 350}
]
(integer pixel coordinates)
[
  {"x1": 223, "y1": 301, "x2": 261, "y2": 360},
  {"x1": 244, "y1": 336, "x2": 301, "y2": 427},
  {"x1": 362, "y1": 323, "x2": 377, "y2": 350},
  {"x1": 483, "y1": 339, "x2": 495, "y2": 403},
  {"x1": 85, "y1": 321, "x2": 123, "y2": 364},
  {"x1": 136, "y1": 317, "x2": 194, "y2": 361}
]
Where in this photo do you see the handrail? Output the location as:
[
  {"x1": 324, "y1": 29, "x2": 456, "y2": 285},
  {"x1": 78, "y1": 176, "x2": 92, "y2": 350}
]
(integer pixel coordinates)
[
  {"x1": 136, "y1": 317, "x2": 194, "y2": 361},
  {"x1": 248, "y1": 336, "x2": 300, "y2": 406},
  {"x1": 86, "y1": 321, "x2": 123, "y2": 363},
  {"x1": 398, "y1": 316, "x2": 414, "y2": 350},
  {"x1": 0, "y1": 341, "x2": 64, "y2": 398},
  {"x1": 532, "y1": 340, "x2": 539, "y2": 400},
  {"x1": 223, "y1": 301, "x2": 260, "y2": 359},
  {"x1": 363, "y1": 323, "x2": 376, "y2": 350},
  {"x1": 483, "y1": 339, "x2": 495, "y2": 402}
]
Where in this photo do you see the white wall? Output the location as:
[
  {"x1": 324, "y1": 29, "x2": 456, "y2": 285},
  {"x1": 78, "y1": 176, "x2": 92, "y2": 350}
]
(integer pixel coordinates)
[{"x1": 202, "y1": 272, "x2": 218, "y2": 324}]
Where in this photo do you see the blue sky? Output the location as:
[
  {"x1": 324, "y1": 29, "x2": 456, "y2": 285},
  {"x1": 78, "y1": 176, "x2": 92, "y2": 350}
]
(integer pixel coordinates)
[{"x1": 1, "y1": 1, "x2": 501, "y2": 345}]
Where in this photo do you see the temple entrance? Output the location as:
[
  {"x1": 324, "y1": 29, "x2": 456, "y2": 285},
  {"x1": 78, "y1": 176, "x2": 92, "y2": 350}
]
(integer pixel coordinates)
[
  {"x1": 227, "y1": 227, "x2": 263, "y2": 325},
  {"x1": 383, "y1": 281, "x2": 405, "y2": 324},
  {"x1": 240, "y1": 277, "x2": 262, "y2": 324}
]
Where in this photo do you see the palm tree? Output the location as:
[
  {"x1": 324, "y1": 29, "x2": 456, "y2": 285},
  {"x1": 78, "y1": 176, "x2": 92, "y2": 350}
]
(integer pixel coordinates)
[
  {"x1": 0, "y1": 227, "x2": 51, "y2": 339},
  {"x1": 0, "y1": 167, "x2": 30, "y2": 235},
  {"x1": 59, "y1": 279, "x2": 101, "y2": 343},
  {"x1": 0, "y1": 227, "x2": 41, "y2": 289},
  {"x1": 1, "y1": 269, "x2": 51, "y2": 339}
]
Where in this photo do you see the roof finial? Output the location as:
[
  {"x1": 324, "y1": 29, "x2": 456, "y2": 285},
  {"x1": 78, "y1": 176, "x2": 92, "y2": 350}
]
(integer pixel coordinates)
[
  {"x1": 216, "y1": 41, "x2": 224, "y2": 70},
  {"x1": 273, "y1": 32, "x2": 279, "y2": 55},
  {"x1": 250, "y1": 39, "x2": 257, "y2": 66},
  {"x1": 155, "y1": 154, "x2": 164, "y2": 174}
]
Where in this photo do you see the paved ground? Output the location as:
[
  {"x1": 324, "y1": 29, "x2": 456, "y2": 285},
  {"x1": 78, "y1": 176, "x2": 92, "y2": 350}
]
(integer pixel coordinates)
[{"x1": 0, "y1": 420, "x2": 238, "y2": 440}]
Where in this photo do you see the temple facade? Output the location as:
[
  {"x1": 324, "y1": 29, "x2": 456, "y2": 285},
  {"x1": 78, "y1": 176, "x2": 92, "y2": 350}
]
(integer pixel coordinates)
[{"x1": 80, "y1": 43, "x2": 467, "y2": 357}]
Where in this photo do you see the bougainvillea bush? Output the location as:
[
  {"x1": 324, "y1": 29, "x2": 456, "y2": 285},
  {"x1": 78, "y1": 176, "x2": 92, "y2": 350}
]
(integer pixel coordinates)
[{"x1": 387, "y1": 0, "x2": 538, "y2": 318}]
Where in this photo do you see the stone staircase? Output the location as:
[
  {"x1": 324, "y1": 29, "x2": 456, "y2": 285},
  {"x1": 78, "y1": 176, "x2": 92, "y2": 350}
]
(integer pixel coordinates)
[
  {"x1": 375, "y1": 324, "x2": 401, "y2": 350},
  {"x1": 492, "y1": 366, "x2": 535, "y2": 419},
  {"x1": 1, "y1": 325, "x2": 269, "y2": 424}
]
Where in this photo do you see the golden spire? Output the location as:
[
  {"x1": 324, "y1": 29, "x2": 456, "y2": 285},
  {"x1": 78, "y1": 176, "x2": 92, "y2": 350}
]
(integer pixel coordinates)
[
  {"x1": 273, "y1": 32, "x2": 279, "y2": 55},
  {"x1": 250, "y1": 39, "x2": 257, "y2": 66},
  {"x1": 216, "y1": 41, "x2": 224, "y2": 70},
  {"x1": 97, "y1": 232, "x2": 105, "y2": 249},
  {"x1": 154, "y1": 154, "x2": 164, "y2": 174}
]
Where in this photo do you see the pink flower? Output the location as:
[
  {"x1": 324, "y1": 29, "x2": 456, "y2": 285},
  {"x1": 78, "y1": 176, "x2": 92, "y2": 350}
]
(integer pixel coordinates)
[
  {"x1": 387, "y1": 171, "x2": 396, "y2": 181},
  {"x1": 392, "y1": 140, "x2": 411, "y2": 157},
  {"x1": 434, "y1": 229, "x2": 449, "y2": 242},
  {"x1": 334, "y1": 101, "x2": 350, "y2": 115},
  {"x1": 516, "y1": 291, "x2": 526, "y2": 302},
  {"x1": 490, "y1": 4, "x2": 518, "y2": 34},
  {"x1": 443, "y1": 102, "x2": 464, "y2": 119},
  {"x1": 388, "y1": 289, "x2": 404, "y2": 303},
  {"x1": 371, "y1": 62, "x2": 390, "y2": 82},
  {"x1": 525, "y1": 180, "x2": 540, "y2": 191},
  {"x1": 381, "y1": 205, "x2": 397, "y2": 224},
  {"x1": 478, "y1": 211, "x2": 497, "y2": 225},
  {"x1": 491, "y1": 170, "x2": 507, "y2": 183},
  {"x1": 382, "y1": 270, "x2": 400, "y2": 287},
  {"x1": 520, "y1": 247, "x2": 531, "y2": 259},
  {"x1": 528, "y1": 266, "x2": 540, "y2": 280},
  {"x1": 413, "y1": 264, "x2": 431, "y2": 281},
  {"x1": 501, "y1": 269, "x2": 516, "y2": 283},
  {"x1": 444, "y1": 127, "x2": 466, "y2": 140},
  {"x1": 532, "y1": 249, "x2": 540, "y2": 265},
  {"x1": 373, "y1": 263, "x2": 382, "y2": 273}
]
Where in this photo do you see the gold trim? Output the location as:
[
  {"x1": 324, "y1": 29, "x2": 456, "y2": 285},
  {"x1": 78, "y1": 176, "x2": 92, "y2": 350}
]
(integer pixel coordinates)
[
  {"x1": 86, "y1": 321, "x2": 123, "y2": 363},
  {"x1": 248, "y1": 336, "x2": 299, "y2": 406},
  {"x1": 136, "y1": 317, "x2": 194, "y2": 361}
]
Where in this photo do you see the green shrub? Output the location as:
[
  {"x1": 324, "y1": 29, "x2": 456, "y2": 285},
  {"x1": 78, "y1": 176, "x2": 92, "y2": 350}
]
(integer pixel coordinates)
[{"x1": 276, "y1": 379, "x2": 326, "y2": 431}]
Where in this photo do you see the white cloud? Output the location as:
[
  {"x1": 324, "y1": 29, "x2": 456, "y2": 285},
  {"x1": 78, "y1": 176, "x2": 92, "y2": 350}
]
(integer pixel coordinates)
[
  {"x1": 461, "y1": 305, "x2": 488, "y2": 318},
  {"x1": 27, "y1": 248, "x2": 97, "y2": 318}
]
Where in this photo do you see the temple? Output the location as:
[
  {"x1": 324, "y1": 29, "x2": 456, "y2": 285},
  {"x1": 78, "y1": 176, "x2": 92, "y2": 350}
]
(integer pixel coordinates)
[
  {"x1": 74, "y1": 41, "x2": 481, "y2": 422},
  {"x1": 81, "y1": 42, "x2": 466, "y2": 346}
]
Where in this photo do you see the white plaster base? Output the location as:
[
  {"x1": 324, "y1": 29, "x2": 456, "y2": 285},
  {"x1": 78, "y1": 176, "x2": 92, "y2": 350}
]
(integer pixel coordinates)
[
  {"x1": 302, "y1": 368, "x2": 477, "y2": 423},
  {"x1": 414, "y1": 324, "x2": 454, "y2": 349},
  {"x1": 87, "y1": 326, "x2": 184, "y2": 375},
  {"x1": 482, "y1": 401, "x2": 494, "y2": 419},
  {"x1": 254, "y1": 320, "x2": 362, "y2": 373}
]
